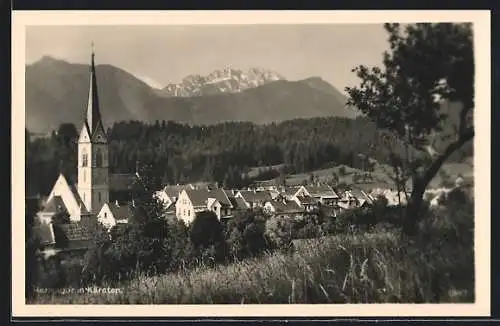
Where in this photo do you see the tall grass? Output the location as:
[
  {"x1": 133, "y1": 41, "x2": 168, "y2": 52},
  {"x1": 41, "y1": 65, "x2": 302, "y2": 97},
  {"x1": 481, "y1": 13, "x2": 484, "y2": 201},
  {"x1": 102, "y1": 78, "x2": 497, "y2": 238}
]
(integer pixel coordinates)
[{"x1": 32, "y1": 221, "x2": 473, "y2": 304}]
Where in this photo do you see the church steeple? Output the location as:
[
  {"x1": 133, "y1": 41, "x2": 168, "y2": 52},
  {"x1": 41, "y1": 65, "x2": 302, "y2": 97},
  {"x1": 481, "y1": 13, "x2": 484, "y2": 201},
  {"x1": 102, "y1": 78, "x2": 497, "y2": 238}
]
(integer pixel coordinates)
[
  {"x1": 84, "y1": 43, "x2": 104, "y2": 138},
  {"x1": 77, "y1": 44, "x2": 109, "y2": 215}
]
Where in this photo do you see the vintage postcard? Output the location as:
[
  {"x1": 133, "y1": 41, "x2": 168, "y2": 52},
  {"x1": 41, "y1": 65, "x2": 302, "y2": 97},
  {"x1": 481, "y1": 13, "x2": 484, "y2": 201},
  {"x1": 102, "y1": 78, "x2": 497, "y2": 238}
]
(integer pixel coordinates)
[{"x1": 12, "y1": 10, "x2": 491, "y2": 318}]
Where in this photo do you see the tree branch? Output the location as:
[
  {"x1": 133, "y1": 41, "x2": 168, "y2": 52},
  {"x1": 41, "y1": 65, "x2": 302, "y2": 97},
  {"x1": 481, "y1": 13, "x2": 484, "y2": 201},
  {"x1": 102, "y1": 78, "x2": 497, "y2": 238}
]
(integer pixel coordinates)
[{"x1": 417, "y1": 127, "x2": 474, "y2": 191}]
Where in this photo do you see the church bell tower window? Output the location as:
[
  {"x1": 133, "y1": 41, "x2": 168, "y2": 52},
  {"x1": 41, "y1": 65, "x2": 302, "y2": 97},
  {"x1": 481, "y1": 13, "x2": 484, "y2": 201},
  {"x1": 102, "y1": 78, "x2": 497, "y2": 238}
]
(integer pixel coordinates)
[{"x1": 82, "y1": 151, "x2": 88, "y2": 167}]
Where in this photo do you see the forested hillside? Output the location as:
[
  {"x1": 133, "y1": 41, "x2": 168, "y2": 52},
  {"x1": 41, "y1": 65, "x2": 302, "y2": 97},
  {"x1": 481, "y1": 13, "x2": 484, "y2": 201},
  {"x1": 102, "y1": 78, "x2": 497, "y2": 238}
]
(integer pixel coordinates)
[{"x1": 26, "y1": 116, "x2": 472, "y2": 196}]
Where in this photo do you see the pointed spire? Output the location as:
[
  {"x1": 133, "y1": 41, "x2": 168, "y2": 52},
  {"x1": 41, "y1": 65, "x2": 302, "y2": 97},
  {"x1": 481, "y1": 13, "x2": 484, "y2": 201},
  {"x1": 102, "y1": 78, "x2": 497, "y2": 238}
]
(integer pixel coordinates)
[{"x1": 85, "y1": 42, "x2": 103, "y2": 136}]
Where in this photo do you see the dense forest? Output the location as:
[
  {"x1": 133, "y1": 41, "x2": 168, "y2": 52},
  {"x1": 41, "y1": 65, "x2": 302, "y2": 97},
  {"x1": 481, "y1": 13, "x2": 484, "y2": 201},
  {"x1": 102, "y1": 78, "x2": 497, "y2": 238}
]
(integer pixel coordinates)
[{"x1": 25, "y1": 116, "x2": 472, "y2": 196}]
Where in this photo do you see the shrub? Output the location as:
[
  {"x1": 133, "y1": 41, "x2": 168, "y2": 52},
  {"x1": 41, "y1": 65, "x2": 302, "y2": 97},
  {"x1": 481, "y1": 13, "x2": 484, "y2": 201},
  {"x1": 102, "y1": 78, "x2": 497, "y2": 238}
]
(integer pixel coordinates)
[
  {"x1": 291, "y1": 213, "x2": 325, "y2": 239},
  {"x1": 225, "y1": 210, "x2": 269, "y2": 261},
  {"x1": 51, "y1": 212, "x2": 71, "y2": 249},
  {"x1": 36, "y1": 256, "x2": 66, "y2": 289},
  {"x1": 82, "y1": 217, "x2": 193, "y2": 285},
  {"x1": 264, "y1": 216, "x2": 294, "y2": 252},
  {"x1": 190, "y1": 211, "x2": 228, "y2": 266}
]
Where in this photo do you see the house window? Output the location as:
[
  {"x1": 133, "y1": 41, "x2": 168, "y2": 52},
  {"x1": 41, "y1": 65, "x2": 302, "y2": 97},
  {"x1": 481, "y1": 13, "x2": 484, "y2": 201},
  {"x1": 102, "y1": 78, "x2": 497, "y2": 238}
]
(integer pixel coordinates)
[
  {"x1": 98, "y1": 192, "x2": 101, "y2": 203},
  {"x1": 188, "y1": 210, "x2": 190, "y2": 217},
  {"x1": 104, "y1": 212, "x2": 107, "y2": 218},
  {"x1": 96, "y1": 148, "x2": 103, "y2": 167}
]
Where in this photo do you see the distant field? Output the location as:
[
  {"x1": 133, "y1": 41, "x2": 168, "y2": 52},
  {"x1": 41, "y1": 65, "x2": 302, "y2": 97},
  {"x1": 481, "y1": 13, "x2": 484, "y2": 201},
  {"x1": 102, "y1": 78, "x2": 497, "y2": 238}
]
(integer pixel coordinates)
[
  {"x1": 244, "y1": 164, "x2": 286, "y2": 179},
  {"x1": 252, "y1": 157, "x2": 473, "y2": 189}
]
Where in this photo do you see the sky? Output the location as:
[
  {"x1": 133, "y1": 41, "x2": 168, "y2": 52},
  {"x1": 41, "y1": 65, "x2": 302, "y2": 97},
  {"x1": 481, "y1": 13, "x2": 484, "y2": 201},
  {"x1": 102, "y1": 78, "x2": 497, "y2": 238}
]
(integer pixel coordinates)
[{"x1": 26, "y1": 24, "x2": 390, "y2": 94}]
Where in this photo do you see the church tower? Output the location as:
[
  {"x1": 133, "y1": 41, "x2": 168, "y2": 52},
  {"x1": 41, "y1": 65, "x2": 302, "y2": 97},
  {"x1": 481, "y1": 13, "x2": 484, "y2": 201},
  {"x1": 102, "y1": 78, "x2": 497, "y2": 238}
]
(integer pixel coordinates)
[{"x1": 77, "y1": 47, "x2": 109, "y2": 214}]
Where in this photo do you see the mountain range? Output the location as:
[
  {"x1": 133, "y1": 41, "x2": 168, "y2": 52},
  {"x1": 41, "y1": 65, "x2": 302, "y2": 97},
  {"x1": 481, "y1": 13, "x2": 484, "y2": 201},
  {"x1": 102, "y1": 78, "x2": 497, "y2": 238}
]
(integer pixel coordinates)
[
  {"x1": 25, "y1": 56, "x2": 358, "y2": 134},
  {"x1": 158, "y1": 66, "x2": 285, "y2": 97}
]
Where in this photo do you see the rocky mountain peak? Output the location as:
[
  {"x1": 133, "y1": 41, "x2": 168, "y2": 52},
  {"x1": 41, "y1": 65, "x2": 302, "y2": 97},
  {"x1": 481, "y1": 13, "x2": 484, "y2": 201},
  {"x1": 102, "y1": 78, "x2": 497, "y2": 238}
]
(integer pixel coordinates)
[{"x1": 160, "y1": 67, "x2": 285, "y2": 97}]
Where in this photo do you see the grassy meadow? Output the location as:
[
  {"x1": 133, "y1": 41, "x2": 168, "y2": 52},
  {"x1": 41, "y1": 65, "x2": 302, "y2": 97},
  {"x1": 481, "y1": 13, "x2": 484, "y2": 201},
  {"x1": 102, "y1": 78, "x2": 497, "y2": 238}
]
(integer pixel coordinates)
[
  {"x1": 31, "y1": 210, "x2": 474, "y2": 304},
  {"x1": 251, "y1": 158, "x2": 473, "y2": 189}
]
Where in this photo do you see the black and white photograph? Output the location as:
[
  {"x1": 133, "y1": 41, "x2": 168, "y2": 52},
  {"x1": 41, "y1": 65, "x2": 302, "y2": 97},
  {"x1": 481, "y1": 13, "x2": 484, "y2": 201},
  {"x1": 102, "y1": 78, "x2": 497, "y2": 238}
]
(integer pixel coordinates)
[{"x1": 13, "y1": 10, "x2": 490, "y2": 317}]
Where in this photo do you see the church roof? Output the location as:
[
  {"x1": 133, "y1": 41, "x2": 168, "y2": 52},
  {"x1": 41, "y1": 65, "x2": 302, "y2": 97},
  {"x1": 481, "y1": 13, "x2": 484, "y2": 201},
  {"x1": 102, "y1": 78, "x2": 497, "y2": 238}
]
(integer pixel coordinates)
[
  {"x1": 69, "y1": 183, "x2": 89, "y2": 214},
  {"x1": 41, "y1": 196, "x2": 67, "y2": 214},
  {"x1": 84, "y1": 49, "x2": 105, "y2": 138},
  {"x1": 59, "y1": 222, "x2": 91, "y2": 242}
]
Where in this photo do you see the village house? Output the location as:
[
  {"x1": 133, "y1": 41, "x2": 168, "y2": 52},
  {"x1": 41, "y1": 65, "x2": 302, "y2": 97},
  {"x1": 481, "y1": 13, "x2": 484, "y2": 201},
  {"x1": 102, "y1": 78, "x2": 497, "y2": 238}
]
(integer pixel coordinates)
[
  {"x1": 269, "y1": 189, "x2": 282, "y2": 200},
  {"x1": 227, "y1": 192, "x2": 249, "y2": 213},
  {"x1": 263, "y1": 199, "x2": 304, "y2": 219},
  {"x1": 175, "y1": 188, "x2": 234, "y2": 224},
  {"x1": 213, "y1": 188, "x2": 234, "y2": 217},
  {"x1": 293, "y1": 195, "x2": 320, "y2": 212},
  {"x1": 282, "y1": 186, "x2": 308, "y2": 201},
  {"x1": 234, "y1": 190, "x2": 273, "y2": 209},
  {"x1": 425, "y1": 176, "x2": 474, "y2": 207},
  {"x1": 369, "y1": 188, "x2": 409, "y2": 206},
  {"x1": 336, "y1": 188, "x2": 360, "y2": 211},
  {"x1": 154, "y1": 184, "x2": 195, "y2": 209},
  {"x1": 97, "y1": 201, "x2": 135, "y2": 230},
  {"x1": 349, "y1": 187, "x2": 375, "y2": 208},
  {"x1": 303, "y1": 184, "x2": 339, "y2": 206},
  {"x1": 176, "y1": 189, "x2": 210, "y2": 224}
]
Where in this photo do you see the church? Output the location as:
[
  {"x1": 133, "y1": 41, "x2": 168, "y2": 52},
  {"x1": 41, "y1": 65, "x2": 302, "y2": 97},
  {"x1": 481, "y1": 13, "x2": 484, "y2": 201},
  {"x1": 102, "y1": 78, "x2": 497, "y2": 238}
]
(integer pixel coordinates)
[{"x1": 36, "y1": 49, "x2": 140, "y2": 245}]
